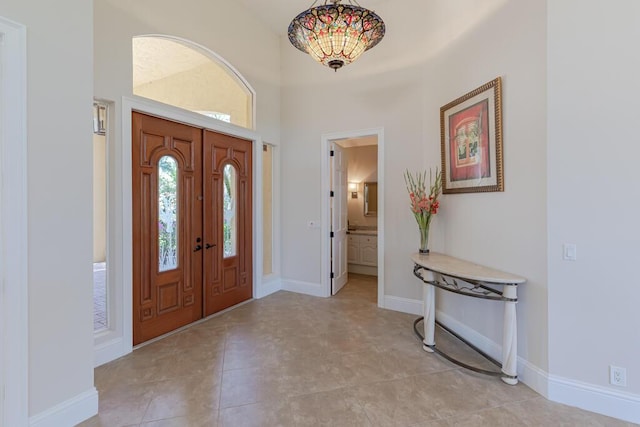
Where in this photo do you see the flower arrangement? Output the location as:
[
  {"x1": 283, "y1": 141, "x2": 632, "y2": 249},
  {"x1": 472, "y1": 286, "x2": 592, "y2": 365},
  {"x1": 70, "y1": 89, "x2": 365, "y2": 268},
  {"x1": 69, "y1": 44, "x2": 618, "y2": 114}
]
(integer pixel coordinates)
[{"x1": 404, "y1": 168, "x2": 442, "y2": 253}]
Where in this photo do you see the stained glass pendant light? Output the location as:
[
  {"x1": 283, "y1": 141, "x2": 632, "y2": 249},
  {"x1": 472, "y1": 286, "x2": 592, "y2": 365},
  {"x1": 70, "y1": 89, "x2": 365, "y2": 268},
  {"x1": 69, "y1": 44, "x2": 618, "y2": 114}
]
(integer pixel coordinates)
[{"x1": 288, "y1": 0, "x2": 385, "y2": 71}]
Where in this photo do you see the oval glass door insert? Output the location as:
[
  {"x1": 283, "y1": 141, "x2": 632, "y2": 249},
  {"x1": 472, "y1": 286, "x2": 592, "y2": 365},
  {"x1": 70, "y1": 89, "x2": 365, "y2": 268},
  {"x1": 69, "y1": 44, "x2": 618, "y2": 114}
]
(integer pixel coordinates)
[
  {"x1": 223, "y1": 164, "x2": 237, "y2": 258},
  {"x1": 158, "y1": 155, "x2": 178, "y2": 271}
]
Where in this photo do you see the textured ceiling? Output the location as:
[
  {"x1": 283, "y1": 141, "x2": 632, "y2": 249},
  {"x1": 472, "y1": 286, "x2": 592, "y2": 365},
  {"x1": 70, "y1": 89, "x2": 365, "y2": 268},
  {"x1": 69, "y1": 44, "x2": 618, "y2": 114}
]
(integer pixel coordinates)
[
  {"x1": 133, "y1": 37, "x2": 212, "y2": 87},
  {"x1": 235, "y1": 0, "x2": 391, "y2": 35},
  {"x1": 132, "y1": 1, "x2": 509, "y2": 84},
  {"x1": 132, "y1": 1, "x2": 392, "y2": 86}
]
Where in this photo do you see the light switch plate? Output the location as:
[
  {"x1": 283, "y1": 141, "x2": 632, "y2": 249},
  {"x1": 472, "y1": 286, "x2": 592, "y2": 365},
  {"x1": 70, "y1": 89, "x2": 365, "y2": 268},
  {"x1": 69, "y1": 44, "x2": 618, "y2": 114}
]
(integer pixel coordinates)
[{"x1": 563, "y1": 243, "x2": 577, "y2": 261}]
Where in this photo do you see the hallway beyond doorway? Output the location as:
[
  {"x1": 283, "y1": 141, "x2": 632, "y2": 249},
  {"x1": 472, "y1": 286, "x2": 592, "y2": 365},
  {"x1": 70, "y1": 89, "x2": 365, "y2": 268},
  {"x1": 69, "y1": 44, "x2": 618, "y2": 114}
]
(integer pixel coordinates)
[{"x1": 341, "y1": 273, "x2": 377, "y2": 304}]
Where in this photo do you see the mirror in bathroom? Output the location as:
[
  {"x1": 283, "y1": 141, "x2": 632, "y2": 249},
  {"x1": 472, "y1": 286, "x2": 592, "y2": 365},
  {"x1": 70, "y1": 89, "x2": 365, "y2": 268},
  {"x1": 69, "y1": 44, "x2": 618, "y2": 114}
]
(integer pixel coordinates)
[{"x1": 363, "y1": 182, "x2": 378, "y2": 217}]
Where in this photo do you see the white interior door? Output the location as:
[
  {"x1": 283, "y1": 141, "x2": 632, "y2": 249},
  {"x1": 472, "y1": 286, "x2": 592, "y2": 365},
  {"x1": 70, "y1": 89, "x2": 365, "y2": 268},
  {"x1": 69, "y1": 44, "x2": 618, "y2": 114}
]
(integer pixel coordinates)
[{"x1": 331, "y1": 142, "x2": 348, "y2": 295}]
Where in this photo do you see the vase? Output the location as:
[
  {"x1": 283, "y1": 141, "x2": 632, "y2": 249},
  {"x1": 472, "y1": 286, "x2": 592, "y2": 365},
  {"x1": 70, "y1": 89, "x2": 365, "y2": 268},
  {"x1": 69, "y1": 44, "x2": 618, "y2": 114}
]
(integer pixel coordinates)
[{"x1": 418, "y1": 226, "x2": 430, "y2": 254}]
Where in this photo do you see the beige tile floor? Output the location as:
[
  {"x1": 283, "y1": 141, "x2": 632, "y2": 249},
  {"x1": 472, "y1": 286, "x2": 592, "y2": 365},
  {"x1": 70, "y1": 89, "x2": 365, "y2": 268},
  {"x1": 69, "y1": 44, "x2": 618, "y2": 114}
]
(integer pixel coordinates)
[{"x1": 80, "y1": 274, "x2": 635, "y2": 427}]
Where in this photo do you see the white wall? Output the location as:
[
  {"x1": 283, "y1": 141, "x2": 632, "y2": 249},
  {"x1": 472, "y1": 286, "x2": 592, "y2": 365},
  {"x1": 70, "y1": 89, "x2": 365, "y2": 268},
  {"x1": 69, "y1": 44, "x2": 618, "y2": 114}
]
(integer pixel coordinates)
[
  {"x1": 1, "y1": 0, "x2": 97, "y2": 421},
  {"x1": 548, "y1": 0, "x2": 640, "y2": 408},
  {"x1": 281, "y1": 0, "x2": 548, "y2": 376},
  {"x1": 426, "y1": 0, "x2": 549, "y2": 375},
  {"x1": 281, "y1": 62, "x2": 425, "y2": 289}
]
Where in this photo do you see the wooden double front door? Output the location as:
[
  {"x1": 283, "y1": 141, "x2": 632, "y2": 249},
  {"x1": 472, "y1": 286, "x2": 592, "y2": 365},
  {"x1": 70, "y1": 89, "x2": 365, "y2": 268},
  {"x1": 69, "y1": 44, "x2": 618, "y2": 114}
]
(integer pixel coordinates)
[{"x1": 132, "y1": 112, "x2": 252, "y2": 345}]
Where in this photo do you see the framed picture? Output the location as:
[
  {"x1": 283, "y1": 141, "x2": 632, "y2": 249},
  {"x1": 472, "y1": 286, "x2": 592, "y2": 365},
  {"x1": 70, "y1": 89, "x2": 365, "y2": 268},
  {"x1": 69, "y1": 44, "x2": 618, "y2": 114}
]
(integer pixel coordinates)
[{"x1": 440, "y1": 77, "x2": 503, "y2": 194}]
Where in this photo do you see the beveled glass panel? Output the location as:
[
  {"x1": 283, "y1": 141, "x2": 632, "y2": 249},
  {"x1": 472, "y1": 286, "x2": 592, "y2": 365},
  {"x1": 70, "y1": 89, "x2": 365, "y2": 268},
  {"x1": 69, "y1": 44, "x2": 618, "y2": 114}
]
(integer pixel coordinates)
[
  {"x1": 223, "y1": 164, "x2": 237, "y2": 258},
  {"x1": 158, "y1": 156, "x2": 178, "y2": 271}
]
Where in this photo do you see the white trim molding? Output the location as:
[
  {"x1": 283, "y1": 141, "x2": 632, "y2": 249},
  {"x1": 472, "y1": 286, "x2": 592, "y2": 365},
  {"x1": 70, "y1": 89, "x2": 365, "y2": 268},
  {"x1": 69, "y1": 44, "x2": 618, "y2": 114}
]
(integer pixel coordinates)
[
  {"x1": 383, "y1": 295, "x2": 422, "y2": 316},
  {"x1": 255, "y1": 276, "x2": 282, "y2": 299},
  {"x1": 0, "y1": 15, "x2": 28, "y2": 427},
  {"x1": 435, "y1": 310, "x2": 639, "y2": 423},
  {"x1": 435, "y1": 310, "x2": 547, "y2": 397},
  {"x1": 281, "y1": 279, "x2": 324, "y2": 297},
  {"x1": 29, "y1": 388, "x2": 98, "y2": 427},
  {"x1": 548, "y1": 375, "x2": 640, "y2": 425}
]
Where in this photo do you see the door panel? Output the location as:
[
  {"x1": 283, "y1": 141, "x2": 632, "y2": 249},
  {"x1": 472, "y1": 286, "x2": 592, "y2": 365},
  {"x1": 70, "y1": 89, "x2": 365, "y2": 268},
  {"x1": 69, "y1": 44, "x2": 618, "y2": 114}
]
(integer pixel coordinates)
[
  {"x1": 132, "y1": 112, "x2": 203, "y2": 345},
  {"x1": 331, "y1": 143, "x2": 348, "y2": 295},
  {"x1": 203, "y1": 130, "x2": 253, "y2": 316}
]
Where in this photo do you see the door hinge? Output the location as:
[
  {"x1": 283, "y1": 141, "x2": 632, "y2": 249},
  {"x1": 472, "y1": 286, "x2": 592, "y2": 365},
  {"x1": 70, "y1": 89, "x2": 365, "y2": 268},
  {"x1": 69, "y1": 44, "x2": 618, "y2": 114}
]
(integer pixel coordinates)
[
  {"x1": 331, "y1": 272, "x2": 335, "y2": 279},
  {"x1": 330, "y1": 190, "x2": 334, "y2": 197},
  {"x1": 330, "y1": 150, "x2": 335, "y2": 157},
  {"x1": 330, "y1": 231, "x2": 334, "y2": 238}
]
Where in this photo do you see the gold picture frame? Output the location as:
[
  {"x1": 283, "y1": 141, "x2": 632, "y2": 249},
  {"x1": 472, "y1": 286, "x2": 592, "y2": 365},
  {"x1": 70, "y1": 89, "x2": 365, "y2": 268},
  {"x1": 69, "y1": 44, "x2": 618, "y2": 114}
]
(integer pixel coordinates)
[{"x1": 440, "y1": 77, "x2": 503, "y2": 194}]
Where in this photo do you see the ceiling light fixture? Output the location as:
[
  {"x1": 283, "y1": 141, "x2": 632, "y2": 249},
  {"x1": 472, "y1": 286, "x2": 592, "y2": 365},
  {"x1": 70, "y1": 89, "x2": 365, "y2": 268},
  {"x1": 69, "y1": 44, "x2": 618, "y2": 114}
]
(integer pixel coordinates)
[{"x1": 288, "y1": 0, "x2": 385, "y2": 72}]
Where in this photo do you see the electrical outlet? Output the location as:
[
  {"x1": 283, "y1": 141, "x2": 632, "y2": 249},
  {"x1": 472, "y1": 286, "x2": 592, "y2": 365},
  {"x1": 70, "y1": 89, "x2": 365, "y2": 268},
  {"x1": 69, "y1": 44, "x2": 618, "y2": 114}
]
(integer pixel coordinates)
[{"x1": 610, "y1": 365, "x2": 627, "y2": 387}]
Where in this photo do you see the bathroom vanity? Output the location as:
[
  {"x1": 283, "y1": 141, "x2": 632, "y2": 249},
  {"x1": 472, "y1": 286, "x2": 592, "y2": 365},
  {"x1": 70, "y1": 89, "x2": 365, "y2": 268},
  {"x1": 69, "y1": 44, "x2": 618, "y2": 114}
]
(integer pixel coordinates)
[{"x1": 347, "y1": 229, "x2": 377, "y2": 276}]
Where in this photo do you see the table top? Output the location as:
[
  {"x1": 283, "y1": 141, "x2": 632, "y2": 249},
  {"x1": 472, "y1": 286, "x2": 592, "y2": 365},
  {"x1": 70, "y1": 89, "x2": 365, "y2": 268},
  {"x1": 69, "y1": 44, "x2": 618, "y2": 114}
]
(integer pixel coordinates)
[{"x1": 412, "y1": 252, "x2": 526, "y2": 284}]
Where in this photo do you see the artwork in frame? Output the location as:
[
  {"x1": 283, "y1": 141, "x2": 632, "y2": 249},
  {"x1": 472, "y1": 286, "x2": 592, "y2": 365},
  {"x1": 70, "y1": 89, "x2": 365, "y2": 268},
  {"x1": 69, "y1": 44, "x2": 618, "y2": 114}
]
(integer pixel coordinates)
[{"x1": 440, "y1": 77, "x2": 503, "y2": 194}]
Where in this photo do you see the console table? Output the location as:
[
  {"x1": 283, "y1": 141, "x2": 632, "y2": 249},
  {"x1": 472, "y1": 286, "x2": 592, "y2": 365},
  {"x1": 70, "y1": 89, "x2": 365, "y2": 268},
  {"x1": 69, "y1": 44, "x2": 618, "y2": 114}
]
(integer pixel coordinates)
[{"x1": 411, "y1": 252, "x2": 526, "y2": 384}]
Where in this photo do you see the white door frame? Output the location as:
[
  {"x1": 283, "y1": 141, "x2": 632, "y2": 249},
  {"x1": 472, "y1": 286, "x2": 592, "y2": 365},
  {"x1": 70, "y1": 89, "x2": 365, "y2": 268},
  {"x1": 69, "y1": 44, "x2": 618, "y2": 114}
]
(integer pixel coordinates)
[
  {"x1": 0, "y1": 15, "x2": 28, "y2": 427},
  {"x1": 96, "y1": 95, "x2": 264, "y2": 365},
  {"x1": 320, "y1": 128, "x2": 384, "y2": 304}
]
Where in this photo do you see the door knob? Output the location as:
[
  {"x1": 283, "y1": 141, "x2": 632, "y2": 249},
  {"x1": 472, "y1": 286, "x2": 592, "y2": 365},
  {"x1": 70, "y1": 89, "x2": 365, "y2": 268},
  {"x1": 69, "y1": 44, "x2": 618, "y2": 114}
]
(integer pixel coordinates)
[
  {"x1": 205, "y1": 243, "x2": 216, "y2": 249},
  {"x1": 194, "y1": 245, "x2": 202, "y2": 252}
]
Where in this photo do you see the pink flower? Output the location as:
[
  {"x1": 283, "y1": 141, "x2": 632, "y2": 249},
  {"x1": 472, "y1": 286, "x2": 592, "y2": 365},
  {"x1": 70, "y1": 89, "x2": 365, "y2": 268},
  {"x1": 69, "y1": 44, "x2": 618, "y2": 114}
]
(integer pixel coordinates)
[{"x1": 404, "y1": 168, "x2": 442, "y2": 230}]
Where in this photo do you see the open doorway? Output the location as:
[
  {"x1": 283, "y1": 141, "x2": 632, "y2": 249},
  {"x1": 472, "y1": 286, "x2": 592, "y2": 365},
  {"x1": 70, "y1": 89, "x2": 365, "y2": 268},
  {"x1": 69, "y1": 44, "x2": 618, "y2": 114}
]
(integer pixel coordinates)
[
  {"x1": 322, "y1": 128, "x2": 384, "y2": 306},
  {"x1": 344, "y1": 139, "x2": 379, "y2": 303}
]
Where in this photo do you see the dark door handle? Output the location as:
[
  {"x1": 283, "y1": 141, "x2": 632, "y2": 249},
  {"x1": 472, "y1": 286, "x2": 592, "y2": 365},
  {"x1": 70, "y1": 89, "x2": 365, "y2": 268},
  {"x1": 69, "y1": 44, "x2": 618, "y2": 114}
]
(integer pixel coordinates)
[
  {"x1": 194, "y1": 245, "x2": 202, "y2": 252},
  {"x1": 205, "y1": 243, "x2": 216, "y2": 249}
]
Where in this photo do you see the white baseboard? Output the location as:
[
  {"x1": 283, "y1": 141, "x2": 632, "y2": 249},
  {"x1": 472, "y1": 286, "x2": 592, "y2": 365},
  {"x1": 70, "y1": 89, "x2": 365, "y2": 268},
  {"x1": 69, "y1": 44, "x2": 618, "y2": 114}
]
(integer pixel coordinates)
[
  {"x1": 436, "y1": 311, "x2": 640, "y2": 423},
  {"x1": 435, "y1": 310, "x2": 504, "y2": 365},
  {"x1": 548, "y1": 375, "x2": 640, "y2": 424},
  {"x1": 363, "y1": 293, "x2": 640, "y2": 424},
  {"x1": 348, "y1": 263, "x2": 378, "y2": 276},
  {"x1": 383, "y1": 295, "x2": 423, "y2": 315},
  {"x1": 281, "y1": 279, "x2": 325, "y2": 297},
  {"x1": 94, "y1": 336, "x2": 126, "y2": 367},
  {"x1": 255, "y1": 277, "x2": 282, "y2": 298},
  {"x1": 436, "y1": 310, "x2": 547, "y2": 395},
  {"x1": 30, "y1": 387, "x2": 98, "y2": 427},
  {"x1": 517, "y1": 357, "x2": 549, "y2": 398}
]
